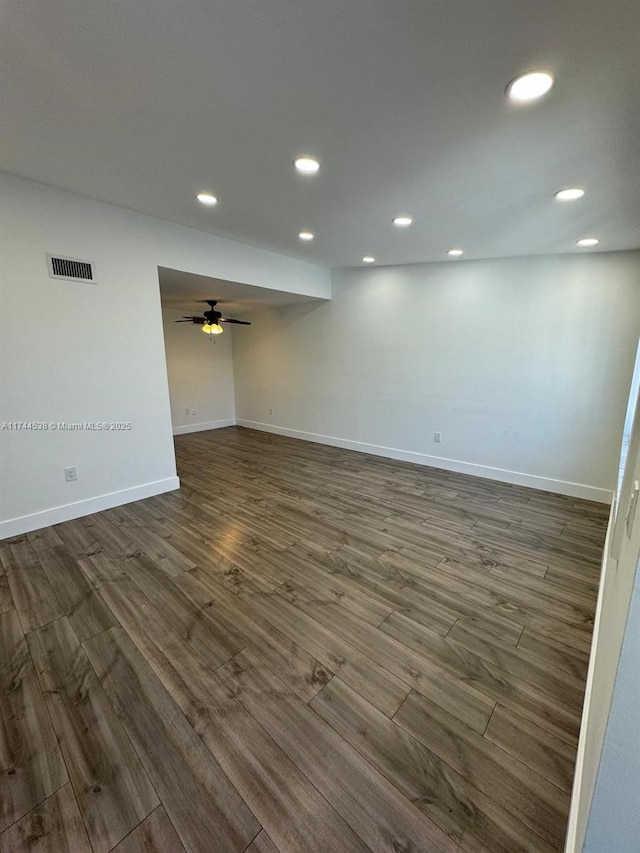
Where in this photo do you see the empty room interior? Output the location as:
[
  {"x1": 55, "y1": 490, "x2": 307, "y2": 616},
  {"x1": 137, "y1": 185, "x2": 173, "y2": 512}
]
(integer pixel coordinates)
[{"x1": 1, "y1": 2, "x2": 640, "y2": 852}]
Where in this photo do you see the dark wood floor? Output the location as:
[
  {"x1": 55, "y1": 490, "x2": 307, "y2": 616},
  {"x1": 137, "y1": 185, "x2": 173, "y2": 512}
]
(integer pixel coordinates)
[{"x1": 0, "y1": 427, "x2": 608, "y2": 852}]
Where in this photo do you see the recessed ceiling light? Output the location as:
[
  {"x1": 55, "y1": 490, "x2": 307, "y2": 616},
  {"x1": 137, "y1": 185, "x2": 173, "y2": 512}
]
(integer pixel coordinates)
[
  {"x1": 577, "y1": 237, "x2": 599, "y2": 247},
  {"x1": 362, "y1": 256, "x2": 376, "y2": 264},
  {"x1": 506, "y1": 71, "x2": 554, "y2": 102},
  {"x1": 298, "y1": 230, "x2": 314, "y2": 241},
  {"x1": 447, "y1": 248, "x2": 464, "y2": 257},
  {"x1": 197, "y1": 192, "x2": 217, "y2": 206},
  {"x1": 294, "y1": 156, "x2": 320, "y2": 175},
  {"x1": 393, "y1": 216, "x2": 413, "y2": 227},
  {"x1": 554, "y1": 188, "x2": 585, "y2": 201}
]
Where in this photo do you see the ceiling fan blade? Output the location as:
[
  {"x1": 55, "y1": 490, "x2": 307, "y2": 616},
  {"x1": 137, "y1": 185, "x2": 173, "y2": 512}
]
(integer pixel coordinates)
[
  {"x1": 220, "y1": 318, "x2": 252, "y2": 325},
  {"x1": 175, "y1": 319, "x2": 195, "y2": 322}
]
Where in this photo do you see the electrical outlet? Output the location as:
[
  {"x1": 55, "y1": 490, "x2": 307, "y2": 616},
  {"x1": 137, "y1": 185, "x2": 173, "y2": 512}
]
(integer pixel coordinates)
[
  {"x1": 184, "y1": 407, "x2": 190, "y2": 416},
  {"x1": 268, "y1": 407, "x2": 273, "y2": 416},
  {"x1": 434, "y1": 431, "x2": 442, "y2": 443},
  {"x1": 64, "y1": 466, "x2": 77, "y2": 482}
]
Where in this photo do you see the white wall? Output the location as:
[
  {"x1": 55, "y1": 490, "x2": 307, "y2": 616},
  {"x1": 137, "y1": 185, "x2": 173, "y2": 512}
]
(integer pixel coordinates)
[
  {"x1": 234, "y1": 251, "x2": 640, "y2": 501},
  {"x1": 0, "y1": 173, "x2": 330, "y2": 537},
  {"x1": 162, "y1": 307, "x2": 236, "y2": 434},
  {"x1": 565, "y1": 387, "x2": 640, "y2": 852},
  {"x1": 583, "y1": 556, "x2": 640, "y2": 852}
]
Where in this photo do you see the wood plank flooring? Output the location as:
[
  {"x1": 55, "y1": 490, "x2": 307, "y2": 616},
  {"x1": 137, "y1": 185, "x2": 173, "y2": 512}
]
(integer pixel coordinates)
[{"x1": 0, "y1": 427, "x2": 607, "y2": 852}]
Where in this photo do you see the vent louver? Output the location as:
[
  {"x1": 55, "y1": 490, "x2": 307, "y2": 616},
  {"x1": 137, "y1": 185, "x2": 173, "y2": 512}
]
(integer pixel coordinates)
[{"x1": 47, "y1": 254, "x2": 96, "y2": 283}]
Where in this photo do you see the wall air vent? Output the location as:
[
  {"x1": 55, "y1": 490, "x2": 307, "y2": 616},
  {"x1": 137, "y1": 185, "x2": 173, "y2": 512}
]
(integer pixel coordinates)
[{"x1": 47, "y1": 254, "x2": 97, "y2": 283}]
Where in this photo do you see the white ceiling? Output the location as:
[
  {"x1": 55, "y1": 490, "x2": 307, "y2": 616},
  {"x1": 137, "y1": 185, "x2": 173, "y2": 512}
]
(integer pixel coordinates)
[
  {"x1": 158, "y1": 267, "x2": 322, "y2": 315},
  {"x1": 2, "y1": 0, "x2": 639, "y2": 268}
]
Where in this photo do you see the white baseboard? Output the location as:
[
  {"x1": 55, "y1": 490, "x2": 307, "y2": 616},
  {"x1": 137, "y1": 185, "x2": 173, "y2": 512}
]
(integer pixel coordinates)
[
  {"x1": 173, "y1": 418, "x2": 236, "y2": 436},
  {"x1": 0, "y1": 476, "x2": 181, "y2": 540},
  {"x1": 237, "y1": 419, "x2": 613, "y2": 504}
]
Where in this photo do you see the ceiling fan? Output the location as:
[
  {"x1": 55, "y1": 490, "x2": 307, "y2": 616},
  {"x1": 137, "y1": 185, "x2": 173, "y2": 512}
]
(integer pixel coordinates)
[{"x1": 175, "y1": 300, "x2": 252, "y2": 335}]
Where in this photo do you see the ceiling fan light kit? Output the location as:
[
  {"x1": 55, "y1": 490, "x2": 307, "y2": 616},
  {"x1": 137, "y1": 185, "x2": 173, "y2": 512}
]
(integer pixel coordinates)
[{"x1": 175, "y1": 300, "x2": 252, "y2": 338}]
